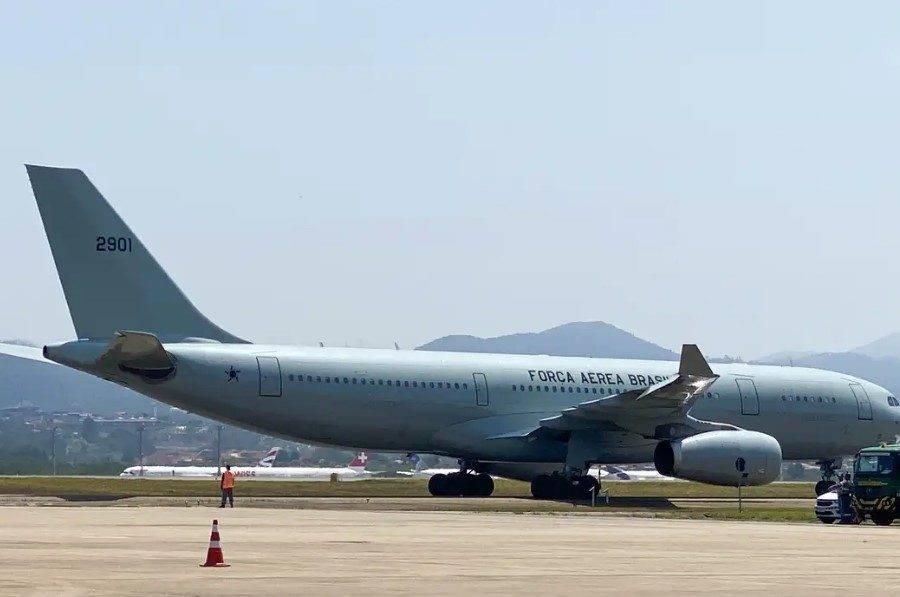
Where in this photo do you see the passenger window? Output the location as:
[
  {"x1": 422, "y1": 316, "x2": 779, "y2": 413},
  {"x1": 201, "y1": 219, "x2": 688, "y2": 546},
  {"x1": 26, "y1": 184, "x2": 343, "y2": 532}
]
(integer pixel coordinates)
[
  {"x1": 352, "y1": 378, "x2": 357, "y2": 384},
  {"x1": 463, "y1": 383, "x2": 468, "y2": 389},
  {"x1": 568, "y1": 387, "x2": 573, "y2": 393},
  {"x1": 511, "y1": 385, "x2": 516, "y2": 391},
  {"x1": 378, "y1": 379, "x2": 383, "y2": 385},
  {"x1": 404, "y1": 381, "x2": 409, "y2": 387},
  {"x1": 520, "y1": 385, "x2": 525, "y2": 391},
  {"x1": 552, "y1": 386, "x2": 557, "y2": 393},
  {"x1": 307, "y1": 375, "x2": 313, "y2": 382},
  {"x1": 413, "y1": 381, "x2": 418, "y2": 387},
  {"x1": 592, "y1": 388, "x2": 597, "y2": 394},
  {"x1": 387, "y1": 380, "x2": 392, "y2": 386},
  {"x1": 576, "y1": 387, "x2": 581, "y2": 393},
  {"x1": 438, "y1": 382, "x2": 443, "y2": 388},
  {"x1": 288, "y1": 374, "x2": 294, "y2": 381},
  {"x1": 343, "y1": 377, "x2": 348, "y2": 383},
  {"x1": 455, "y1": 383, "x2": 460, "y2": 389},
  {"x1": 317, "y1": 376, "x2": 322, "y2": 382}
]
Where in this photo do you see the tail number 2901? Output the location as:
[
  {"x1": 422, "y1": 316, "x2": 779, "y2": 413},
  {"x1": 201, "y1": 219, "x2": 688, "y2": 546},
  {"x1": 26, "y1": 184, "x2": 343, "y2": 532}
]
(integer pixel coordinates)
[{"x1": 96, "y1": 236, "x2": 133, "y2": 252}]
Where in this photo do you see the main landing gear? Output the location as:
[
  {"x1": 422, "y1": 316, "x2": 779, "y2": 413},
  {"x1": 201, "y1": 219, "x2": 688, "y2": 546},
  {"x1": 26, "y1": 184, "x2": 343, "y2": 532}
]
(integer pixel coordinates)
[
  {"x1": 815, "y1": 459, "x2": 839, "y2": 497},
  {"x1": 428, "y1": 462, "x2": 494, "y2": 497},
  {"x1": 530, "y1": 472, "x2": 599, "y2": 501}
]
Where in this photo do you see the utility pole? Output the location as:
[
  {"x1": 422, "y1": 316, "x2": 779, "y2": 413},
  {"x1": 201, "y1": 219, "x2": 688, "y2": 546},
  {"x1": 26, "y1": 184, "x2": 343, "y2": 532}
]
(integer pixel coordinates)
[
  {"x1": 49, "y1": 426, "x2": 58, "y2": 476},
  {"x1": 216, "y1": 425, "x2": 223, "y2": 476},
  {"x1": 137, "y1": 423, "x2": 144, "y2": 476}
]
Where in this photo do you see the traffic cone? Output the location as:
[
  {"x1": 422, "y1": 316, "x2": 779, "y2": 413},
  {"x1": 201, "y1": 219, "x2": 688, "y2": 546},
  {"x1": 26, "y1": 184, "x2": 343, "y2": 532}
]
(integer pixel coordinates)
[{"x1": 199, "y1": 519, "x2": 230, "y2": 567}]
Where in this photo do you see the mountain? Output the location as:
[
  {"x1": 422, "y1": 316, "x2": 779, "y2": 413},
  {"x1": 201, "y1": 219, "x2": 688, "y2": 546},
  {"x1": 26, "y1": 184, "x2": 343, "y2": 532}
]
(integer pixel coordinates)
[
  {"x1": 785, "y1": 352, "x2": 900, "y2": 398},
  {"x1": 418, "y1": 322, "x2": 678, "y2": 360},
  {"x1": 853, "y1": 333, "x2": 900, "y2": 360},
  {"x1": 754, "y1": 350, "x2": 817, "y2": 366},
  {"x1": 0, "y1": 343, "x2": 157, "y2": 413}
]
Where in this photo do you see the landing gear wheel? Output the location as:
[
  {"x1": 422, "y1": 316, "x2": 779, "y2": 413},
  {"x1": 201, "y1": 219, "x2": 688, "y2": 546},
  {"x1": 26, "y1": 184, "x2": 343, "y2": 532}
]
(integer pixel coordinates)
[
  {"x1": 815, "y1": 480, "x2": 832, "y2": 496},
  {"x1": 576, "y1": 475, "x2": 600, "y2": 501},
  {"x1": 817, "y1": 517, "x2": 836, "y2": 524},
  {"x1": 815, "y1": 459, "x2": 839, "y2": 497},
  {"x1": 475, "y1": 473, "x2": 494, "y2": 497},
  {"x1": 428, "y1": 473, "x2": 448, "y2": 497},
  {"x1": 531, "y1": 474, "x2": 551, "y2": 500},
  {"x1": 445, "y1": 472, "x2": 464, "y2": 496},
  {"x1": 872, "y1": 511, "x2": 895, "y2": 526}
]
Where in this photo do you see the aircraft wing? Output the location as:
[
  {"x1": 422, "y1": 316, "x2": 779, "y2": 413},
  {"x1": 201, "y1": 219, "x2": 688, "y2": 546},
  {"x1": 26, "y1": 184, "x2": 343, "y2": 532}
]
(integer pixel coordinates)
[{"x1": 535, "y1": 345, "x2": 735, "y2": 440}]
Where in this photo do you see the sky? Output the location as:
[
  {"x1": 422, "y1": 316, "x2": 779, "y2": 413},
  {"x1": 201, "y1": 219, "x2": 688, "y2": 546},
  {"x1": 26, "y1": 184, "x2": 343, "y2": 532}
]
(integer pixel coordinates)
[{"x1": 2, "y1": 2, "x2": 900, "y2": 359}]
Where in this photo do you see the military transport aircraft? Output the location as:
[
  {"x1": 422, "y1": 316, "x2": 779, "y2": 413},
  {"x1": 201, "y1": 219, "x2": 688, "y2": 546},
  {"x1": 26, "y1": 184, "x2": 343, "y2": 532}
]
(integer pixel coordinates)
[{"x1": 26, "y1": 165, "x2": 900, "y2": 499}]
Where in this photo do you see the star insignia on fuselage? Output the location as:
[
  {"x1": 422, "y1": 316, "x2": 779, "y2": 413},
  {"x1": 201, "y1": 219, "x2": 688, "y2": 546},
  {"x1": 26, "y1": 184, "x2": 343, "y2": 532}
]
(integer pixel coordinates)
[{"x1": 226, "y1": 366, "x2": 240, "y2": 382}]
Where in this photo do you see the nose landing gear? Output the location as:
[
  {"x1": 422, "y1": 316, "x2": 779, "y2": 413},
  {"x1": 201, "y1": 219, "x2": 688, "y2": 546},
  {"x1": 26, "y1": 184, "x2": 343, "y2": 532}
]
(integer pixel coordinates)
[{"x1": 815, "y1": 458, "x2": 840, "y2": 496}]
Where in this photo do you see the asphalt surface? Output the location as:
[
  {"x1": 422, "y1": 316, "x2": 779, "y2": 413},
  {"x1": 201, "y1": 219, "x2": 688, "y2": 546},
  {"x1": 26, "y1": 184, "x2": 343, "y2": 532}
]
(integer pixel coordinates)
[{"x1": 1, "y1": 505, "x2": 896, "y2": 595}]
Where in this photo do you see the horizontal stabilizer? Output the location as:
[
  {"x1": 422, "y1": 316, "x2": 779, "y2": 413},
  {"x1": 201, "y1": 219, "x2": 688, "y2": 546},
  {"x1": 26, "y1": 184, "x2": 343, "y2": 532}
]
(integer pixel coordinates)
[{"x1": 99, "y1": 331, "x2": 175, "y2": 379}]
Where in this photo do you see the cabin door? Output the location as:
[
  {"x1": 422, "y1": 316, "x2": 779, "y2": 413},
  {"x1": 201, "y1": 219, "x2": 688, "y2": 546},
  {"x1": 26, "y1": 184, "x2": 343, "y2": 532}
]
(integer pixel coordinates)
[
  {"x1": 736, "y1": 378, "x2": 760, "y2": 415},
  {"x1": 257, "y1": 356, "x2": 282, "y2": 397},
  {"x1": 473, "y1": 373, "x2": 489, "y2": 406},
  {"x1": 850, "y1": 383, "x2": 873, "y2": 421}
]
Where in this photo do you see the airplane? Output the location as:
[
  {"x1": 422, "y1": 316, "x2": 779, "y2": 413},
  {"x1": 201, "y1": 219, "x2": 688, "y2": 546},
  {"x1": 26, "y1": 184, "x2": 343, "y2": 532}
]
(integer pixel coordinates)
[
  {"x1": 398, "y1": 454, "x2": 465, "y2": 477},
  {"x1": 598, "y1": 465, "x2": 677, "y2": 482},
  {"x1": 27, "y1": 165, "x2": 900, "y2": 500},
  {"x1": 120, "y1": 448, "x2": 372, "y2": 479}
]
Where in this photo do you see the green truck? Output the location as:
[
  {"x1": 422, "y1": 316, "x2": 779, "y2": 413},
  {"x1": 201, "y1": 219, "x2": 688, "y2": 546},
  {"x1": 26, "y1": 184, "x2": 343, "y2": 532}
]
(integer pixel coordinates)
[{"x1": 851, "y1": 444, "x2": 900, "y2": 526}]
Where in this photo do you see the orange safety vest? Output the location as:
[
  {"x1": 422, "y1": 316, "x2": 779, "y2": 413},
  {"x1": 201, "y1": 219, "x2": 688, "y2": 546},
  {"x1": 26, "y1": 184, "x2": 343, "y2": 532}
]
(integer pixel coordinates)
[{"x1": 221, "y1": 470, "x2": 235, "y2": 489}]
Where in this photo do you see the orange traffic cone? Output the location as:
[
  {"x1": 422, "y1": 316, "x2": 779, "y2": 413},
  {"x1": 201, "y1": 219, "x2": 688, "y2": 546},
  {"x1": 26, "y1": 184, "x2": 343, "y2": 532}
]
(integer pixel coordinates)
[{"x1": 200, "y1": 519, "x2": 230, "y2": 567}]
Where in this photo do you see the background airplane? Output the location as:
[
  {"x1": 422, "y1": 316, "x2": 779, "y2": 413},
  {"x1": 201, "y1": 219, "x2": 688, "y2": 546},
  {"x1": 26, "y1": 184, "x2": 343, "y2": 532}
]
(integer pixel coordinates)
[{"x1": 121, "y1": 449, "x2": 371, "y2": 479}]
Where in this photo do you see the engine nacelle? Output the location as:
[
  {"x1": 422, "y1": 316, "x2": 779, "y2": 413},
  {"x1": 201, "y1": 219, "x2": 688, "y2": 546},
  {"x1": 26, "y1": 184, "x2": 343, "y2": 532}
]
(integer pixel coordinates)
[{"x1": 654, "y1": 430, "x2": 782, "y2": 486}]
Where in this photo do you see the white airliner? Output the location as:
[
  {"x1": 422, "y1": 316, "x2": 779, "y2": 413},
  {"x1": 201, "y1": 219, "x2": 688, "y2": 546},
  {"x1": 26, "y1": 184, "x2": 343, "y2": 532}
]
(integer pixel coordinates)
[
  {"x1": 598, "y1": 465, "x2": 676, "y2": 482},
  {"x1": 120, "y1": 448, "x2": 371, "y2": 479},
  {"x1": 27, "y1": 165, "x2": 900, "y2": 501},
  {"x1": 398, "y1": 454, "x2": 463, "y2": 477}
]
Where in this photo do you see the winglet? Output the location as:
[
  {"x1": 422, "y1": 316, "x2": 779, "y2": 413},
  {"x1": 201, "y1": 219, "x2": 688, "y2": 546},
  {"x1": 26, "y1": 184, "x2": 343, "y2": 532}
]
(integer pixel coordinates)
[{"x1": 679, "y1": 344, "x2": 714, "y2": 377}]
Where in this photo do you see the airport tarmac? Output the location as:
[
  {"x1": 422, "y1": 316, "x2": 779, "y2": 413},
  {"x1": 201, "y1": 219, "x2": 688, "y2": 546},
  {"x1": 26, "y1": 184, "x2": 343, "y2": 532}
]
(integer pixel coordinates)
[{"x1": 1, "y1": 505, "x2": 897, "y2": 596}]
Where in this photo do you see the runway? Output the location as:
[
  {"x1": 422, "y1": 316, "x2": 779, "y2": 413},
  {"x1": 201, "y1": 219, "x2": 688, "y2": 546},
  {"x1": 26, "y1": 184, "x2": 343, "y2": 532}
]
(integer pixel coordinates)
[{"x1": 1, "y1": 505, "x2": 897, "y2": 595}]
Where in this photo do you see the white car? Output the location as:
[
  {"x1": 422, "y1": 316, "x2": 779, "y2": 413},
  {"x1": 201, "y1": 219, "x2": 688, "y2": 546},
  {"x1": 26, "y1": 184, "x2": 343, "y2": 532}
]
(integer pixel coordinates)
[{"x1": 815, "y1": 490, "x2": 840, "y2": 523}]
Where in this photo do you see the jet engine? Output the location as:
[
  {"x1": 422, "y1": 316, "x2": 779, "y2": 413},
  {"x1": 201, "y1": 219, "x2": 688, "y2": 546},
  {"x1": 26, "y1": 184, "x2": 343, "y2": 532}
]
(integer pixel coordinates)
[{"x1": 654, "y1": 430, "x2": 782, "y2": 486}]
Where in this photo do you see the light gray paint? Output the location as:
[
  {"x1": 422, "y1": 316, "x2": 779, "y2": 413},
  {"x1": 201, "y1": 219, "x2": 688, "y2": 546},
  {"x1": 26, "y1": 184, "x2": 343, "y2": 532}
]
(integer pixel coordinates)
[{"x1": 29, "y1": 165, "x2": 900, "y2": 479}]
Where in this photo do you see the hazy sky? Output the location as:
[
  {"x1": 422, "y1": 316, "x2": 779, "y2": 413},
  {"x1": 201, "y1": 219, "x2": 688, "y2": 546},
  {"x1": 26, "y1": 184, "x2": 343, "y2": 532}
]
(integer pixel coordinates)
[{"x1": 3, "y1": 2, "x2": 900, "y2": 359}]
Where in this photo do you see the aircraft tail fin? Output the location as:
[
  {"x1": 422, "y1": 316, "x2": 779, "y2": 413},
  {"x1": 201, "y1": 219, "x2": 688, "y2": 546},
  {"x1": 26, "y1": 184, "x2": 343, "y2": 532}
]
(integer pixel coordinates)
[
  {"x1": 258, "y1": 447, "x2": 279, "y2": 467},
  {"x1": 26, "y1": 165, "x2": 245, "y2": 343},
  {"x1": 348, "y1": 452, "x2": 368, "y2": 470}
]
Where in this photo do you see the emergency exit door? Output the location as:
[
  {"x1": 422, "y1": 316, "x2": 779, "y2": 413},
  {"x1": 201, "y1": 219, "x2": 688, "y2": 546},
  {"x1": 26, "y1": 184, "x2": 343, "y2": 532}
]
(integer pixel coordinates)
[
  {"x1": 850, "y1": 383, "x2": 873, "y2": 421},
  {"x1": 257, "y1": 356, "x2": 282, "y2": 397},
  {"x1": 473, "y1": 373, "x2": 489, "y2": 406},
  {"x1": 736, "y1": 378, "x2": 760, "y2": 415}
]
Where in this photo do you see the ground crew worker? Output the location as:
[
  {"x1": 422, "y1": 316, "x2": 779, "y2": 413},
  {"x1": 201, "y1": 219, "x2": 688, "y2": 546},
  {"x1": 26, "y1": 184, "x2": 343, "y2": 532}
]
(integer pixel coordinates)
[
  {"x1": 837, "y1": 472, "x2": 853, "y2": 523},
  {"x1": 219, "y1": 464, "x2": 235, "y2": 508}
]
